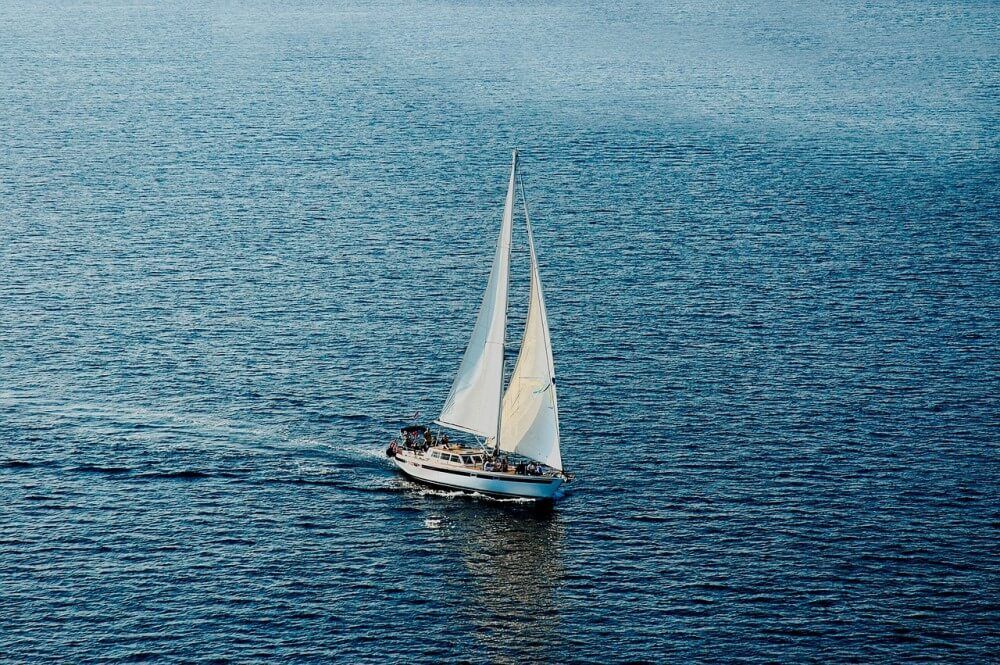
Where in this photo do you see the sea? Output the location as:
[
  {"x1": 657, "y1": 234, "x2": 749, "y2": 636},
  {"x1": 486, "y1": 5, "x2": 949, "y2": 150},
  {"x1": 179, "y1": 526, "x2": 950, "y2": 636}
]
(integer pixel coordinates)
[{"x1": 1, "y1": 1, "x2": 997, "y2": 662}]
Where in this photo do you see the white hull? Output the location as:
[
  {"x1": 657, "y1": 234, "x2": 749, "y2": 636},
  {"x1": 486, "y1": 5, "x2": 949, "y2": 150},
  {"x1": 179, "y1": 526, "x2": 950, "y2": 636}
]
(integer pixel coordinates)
[{"x1": 392, "y1": 451, "x2": 563, "y2": 501}]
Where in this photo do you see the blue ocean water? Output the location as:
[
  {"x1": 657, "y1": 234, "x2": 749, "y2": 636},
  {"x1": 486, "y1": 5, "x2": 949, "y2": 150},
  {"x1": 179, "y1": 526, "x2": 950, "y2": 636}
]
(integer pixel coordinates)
[{"x1": 2, "y1": 1, "x2": 998, "y2": 662}]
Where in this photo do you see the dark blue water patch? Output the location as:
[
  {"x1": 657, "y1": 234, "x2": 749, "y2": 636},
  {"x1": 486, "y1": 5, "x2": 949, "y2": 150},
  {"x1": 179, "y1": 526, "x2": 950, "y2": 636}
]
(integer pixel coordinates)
[
  {"x1": 70, "y1": 464, "x2": 132, "y2": 474},
  {"x1": 279, "y1": 478, "x2": 346, "y2": 487},
  {"x1": 1, "y1": 460, "x2": 37, "y2": 469},
  {"x1": 134, "y1": 470, "x2": 211, "y2": 480}
]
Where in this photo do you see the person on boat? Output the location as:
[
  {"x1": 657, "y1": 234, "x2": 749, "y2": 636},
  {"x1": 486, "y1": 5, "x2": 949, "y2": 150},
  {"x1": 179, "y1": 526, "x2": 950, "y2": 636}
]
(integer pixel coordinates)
[
  {"x1": 423, "y1": 429, "x2": 433, "y2": 448},
  {"x1": 440, "y1": 434, "x2": 449, "y2": 447},
  {"x1": 516, "y1": 460, "x2": 526, "y2": 475},
  {"x1": 526, "y1": 462, "x2": 538, "y2": 475}
]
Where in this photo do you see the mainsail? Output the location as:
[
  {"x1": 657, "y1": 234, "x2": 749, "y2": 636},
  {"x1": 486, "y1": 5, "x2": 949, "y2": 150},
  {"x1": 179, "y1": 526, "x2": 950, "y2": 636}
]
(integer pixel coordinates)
[
  {"x1": 498, "y1": 176, "x2": 562, "y2": 470},
  {"x1": 436, "y1": 151, "x2": 517, "y2": 439}
]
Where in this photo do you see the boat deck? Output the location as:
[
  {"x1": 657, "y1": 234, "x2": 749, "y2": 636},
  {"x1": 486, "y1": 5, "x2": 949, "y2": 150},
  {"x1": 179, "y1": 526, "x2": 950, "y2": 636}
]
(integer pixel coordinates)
[{"x1": 395, "y1": 445, "x2": 557, "y2": 478}]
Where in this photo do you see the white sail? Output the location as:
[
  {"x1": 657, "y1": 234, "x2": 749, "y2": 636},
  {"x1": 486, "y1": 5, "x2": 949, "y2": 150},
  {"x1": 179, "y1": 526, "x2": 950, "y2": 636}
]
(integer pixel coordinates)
[
  {"x1": 498, "y1": 183, "x2": 562, "y2": 470},
  {"x1": 436, "y1": 151, "x2": 517, "y2": 439}
]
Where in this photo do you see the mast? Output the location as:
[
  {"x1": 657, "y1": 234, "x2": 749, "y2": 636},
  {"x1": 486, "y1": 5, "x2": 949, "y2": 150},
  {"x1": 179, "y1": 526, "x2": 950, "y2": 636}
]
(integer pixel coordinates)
[{"x1": 494, "y1": 148, "x2": 518, "y2": 456}]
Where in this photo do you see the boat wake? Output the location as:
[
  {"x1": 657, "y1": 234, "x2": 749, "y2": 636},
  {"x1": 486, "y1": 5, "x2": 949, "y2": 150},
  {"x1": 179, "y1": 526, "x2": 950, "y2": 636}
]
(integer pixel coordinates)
[{"x1": 323, "y1": 441, "x2": 391, "y2": 465}]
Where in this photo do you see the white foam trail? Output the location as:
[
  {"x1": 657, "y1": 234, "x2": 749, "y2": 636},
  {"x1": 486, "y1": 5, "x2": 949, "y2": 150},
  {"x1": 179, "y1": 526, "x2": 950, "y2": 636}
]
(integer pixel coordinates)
[
  {"x1": 327, "y1": 441, "x2": 392, "y2": 464},
  {"x1": 412, "y1": 486, "x2": 537, "y2": 504}
]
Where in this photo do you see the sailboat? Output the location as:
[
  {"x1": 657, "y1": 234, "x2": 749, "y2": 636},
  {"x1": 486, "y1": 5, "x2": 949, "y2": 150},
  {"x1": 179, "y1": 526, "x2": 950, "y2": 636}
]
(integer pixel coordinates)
[{"x1": 387, "y1": 150, "x2": 567, "y2": 501}]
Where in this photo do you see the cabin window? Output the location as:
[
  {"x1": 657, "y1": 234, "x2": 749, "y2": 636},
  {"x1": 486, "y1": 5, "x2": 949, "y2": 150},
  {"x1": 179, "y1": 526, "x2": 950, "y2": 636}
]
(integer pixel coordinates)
[
  {"x1": 431, "y1": 451, "x2": 441, "y2": 459},
  {"x1": 462, "y1": 456, "x2": 473, "y2": 465},
  {"x1": 447, "y1": 455, "x2": 460, "y2": 463}
]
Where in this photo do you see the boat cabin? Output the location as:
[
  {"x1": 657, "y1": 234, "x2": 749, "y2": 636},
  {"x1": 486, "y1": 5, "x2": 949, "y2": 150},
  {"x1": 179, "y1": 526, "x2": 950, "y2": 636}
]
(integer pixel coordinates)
[
  {"x1": 419, "y1": 444, "x2": 552, "y2": 477},
  {"x1": 427, "y1": 446, "x2": 486, "y2": 467}
]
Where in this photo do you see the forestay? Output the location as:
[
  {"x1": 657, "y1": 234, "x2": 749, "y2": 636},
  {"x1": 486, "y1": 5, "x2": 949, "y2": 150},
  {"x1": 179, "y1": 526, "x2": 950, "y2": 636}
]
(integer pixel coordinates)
[
  {"x1": 436, "y1": 153, "x2": 517, "y2": 439},
  {"x1": 498, "y1": 180, "x2": 562, "y2": 470}
]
